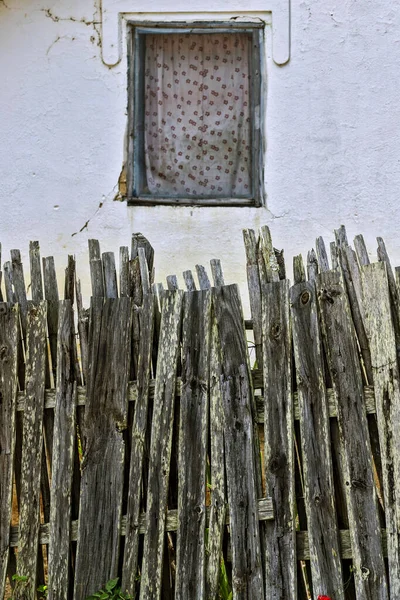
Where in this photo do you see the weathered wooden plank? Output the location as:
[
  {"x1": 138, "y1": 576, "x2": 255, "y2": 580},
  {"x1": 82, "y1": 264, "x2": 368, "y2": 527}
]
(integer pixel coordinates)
[
  {"x1": 131, "y1": 233, "x2": 155, "y2": 284},
  {"x1": 119, "y1": 246, "x2": 130, "y2": 297},
  {"x1": 274, "y1": 248, "x2": 286, "y2": 281},
  {"x1": 316, "y1": 236, "x2": 330, "y2": 272},
  {"x1": 139, "y1": 290, "x2": 183, "y2": 600},
  {"x1": 48, "y1": 301, "x2": 77, "y2": 600},
  {"x1": 182, "y1": 270, "x2": 196, "y2": 291},
  {"x1": 259, "y1": 225, "x2": 280, "y2": 283},
  {"x1": 262, "y1": 280, "x2": 296, "y2": 599},
  {"x1": 29, "y1": 242, "x2": 43, "y2": 302},
  {"x1": 317, "y1": 270, "x2": 388, "y2": 599},
  {"x1": 3, "y1": 262, "x2": 14, "y2": 303},
  {"x1": 43, "y1": 257, "x2": 59, "y2": 383},
  {"x1": 361, "y1": 262, "x2": 400, "y2": 596},
  {"x1": 121, "y1": 292, "x2": 155, "y2": 595},
  {"x1": 330, "y1": 241, "x2": 339, "y2": 270},
  {"x1": 102, "y1": 252, "x2": 118, "y2": 299},
  {"x1": 290, "y1": 281, "x2": 344, "y2": 599},
  {"x1": 243, "y1": 229, "x2": 263, "y2": 371},
  {"x1": 293, "y1": 254, "x2": 306, "y2": 284},
  {"x1": 11, "y1": 250, "x2": 28, "y2": 334},
  {"x1": 75, "y1": 277, "x2": 88, "y2": 385},
  {"x1": 210, "y1": 258, "x2": 224, "y2": 286},
  {"x1": 89, "y1": 239, "x2": 104, "y2": 298},
  {"x1": 206, "y1": 316, "x2": 226, "y2": 599},
  {"x1": 166, "y1": 275, "x2": 179, "y2": 291},
  {"x1": 175, "y1": 290, "x2": 211, "y2": 599},
  {"x1": 74, "y1": 298, "x2": 132, "y2": 600},
  {"x1": 14, "y1": 302, "x2": 47, "y2": 600},
  {"x1": 0, "y1": 304, "x2": 19, "y2": 600},
  {"x1": 64, "y1": 255, "x2": 75, "y2": 304},
  {"x1": 377, "y1": 237, "x2": 400, "y2": 346},
  {"x1": 196, "y1": 265, "x2": 211, "y2": 290},
  {"x1": 213, "y1": 284, "x2": 264, "y2": 599},
  {"x1": 354, "y1": 234, "x2": 370, "y2": 266},
  {"x1": 307, "y1": 249, "x2": 318, "y2": 282}
]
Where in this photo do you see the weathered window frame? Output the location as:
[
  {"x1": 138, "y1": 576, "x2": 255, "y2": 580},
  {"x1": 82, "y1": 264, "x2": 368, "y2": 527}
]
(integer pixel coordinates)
[{"x1": 127, "y1": 21, "x2": 265, "y2": 207}]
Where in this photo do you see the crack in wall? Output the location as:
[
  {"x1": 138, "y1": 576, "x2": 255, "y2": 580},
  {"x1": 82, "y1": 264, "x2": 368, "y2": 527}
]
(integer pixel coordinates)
[{"x1": 41, "y1": 7, "x2": 102, "y2": 48}]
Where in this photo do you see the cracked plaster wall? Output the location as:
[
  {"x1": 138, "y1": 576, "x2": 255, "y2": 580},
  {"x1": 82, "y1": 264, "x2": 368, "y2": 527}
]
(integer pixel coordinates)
[{"x1": 1, "y1": 0, "x2": 400, "y2": 311}]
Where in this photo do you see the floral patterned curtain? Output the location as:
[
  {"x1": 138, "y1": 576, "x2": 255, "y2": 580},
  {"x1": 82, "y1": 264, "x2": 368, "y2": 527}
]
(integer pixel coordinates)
[{"x1": 144, "y1": 32, "x2": 252, "y2": 198}]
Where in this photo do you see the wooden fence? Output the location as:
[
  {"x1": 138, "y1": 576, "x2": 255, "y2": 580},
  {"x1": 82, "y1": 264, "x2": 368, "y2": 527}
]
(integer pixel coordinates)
[{"x1": 0, "y1": 226, "x2": 399, "y2": 600}]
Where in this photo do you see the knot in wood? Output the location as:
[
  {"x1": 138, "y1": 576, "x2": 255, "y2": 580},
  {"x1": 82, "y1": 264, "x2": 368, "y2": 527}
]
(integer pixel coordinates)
[
  {"x1": 300, "y1": 290, "x2": 310, "y2": 305},
  {"x1": 269, "y1": 452, "x2": 286, "y2": 474},
  {"x1": 270, "y1": 321, "x2": 281, "y2": 340},
  {"x1": 0, "y1": 304, "x2": 7, "y2": 315},
  {"x1": 0, "y1": 345, "x2": 9, "y2": 362},
  {"x1": 361, "y1": 566, "x2": 370, "y2": 579}
]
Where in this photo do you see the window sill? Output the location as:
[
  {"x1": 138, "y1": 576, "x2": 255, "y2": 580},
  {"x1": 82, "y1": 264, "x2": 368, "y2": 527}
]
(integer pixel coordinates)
[{"x1": 127, "y1": 196, "x2": 261, "y2": 207}]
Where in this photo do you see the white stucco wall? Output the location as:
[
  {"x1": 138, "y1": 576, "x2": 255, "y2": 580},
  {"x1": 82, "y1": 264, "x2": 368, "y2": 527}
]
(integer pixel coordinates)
[{"x1": 1, "y1": 0, "x2": 400, "y2": 313}]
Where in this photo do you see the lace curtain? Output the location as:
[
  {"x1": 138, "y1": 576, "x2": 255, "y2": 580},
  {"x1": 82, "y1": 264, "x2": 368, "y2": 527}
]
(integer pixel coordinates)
[{"x1": 143, "y1": 32, "x2": 252, "y2": 198}]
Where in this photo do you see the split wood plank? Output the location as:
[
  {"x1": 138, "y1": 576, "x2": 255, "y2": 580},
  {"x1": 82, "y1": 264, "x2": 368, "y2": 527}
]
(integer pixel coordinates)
[
  {"x1": 330, "y1": 241, "x2": 339, "y2": 270},
  {"x1": 206, "y1": 315, "x2": 226, "y2": 599},
  {"x1": 29, "y1": 242, "x2": 43, "y2": 303},
  {"x1": 175, "y1": 290, "x2": 211, "y2": 599},
  {"x1": 138, "y1": 248, "x2": 151, "y2": 295},
  {"x1": 361, "y1": 262, "x2": 400, "y2": 597},
  {"x1": 290, "y1": 281, "x2": 344, "y2": 600},
  {"x1": 166, "y1": 275, "x2": 179, "y2": 291},
  {"x1": 293, "y1": 254, "x2": 306, "y2": 284},
  {"x1": 131, "y1": 233, "x2": 155, "y2": 284},
  {"x1": 14, "y1": 302, "x2": 47, "y2": 600},
  {"x1": 74, "y1": 297, "x2": 132, "y2": 600},
  {"x1": 0, "y1": 304, "x2": 19, "y2": 600},
  {"x1": 317, "y1": 270, "x2": 388, "y2": 599},
  {"x1": 88, "y1": 239, "x2": 104, "y2": 298},
  {"x1": 243, "y1": 228, "x2": 263, "y2": 371},
  {"x1": 64, "y1": 255, "x2": 75, "y2": 304},
  {"x1": 307, "y1": 249, "x2": 318, "y2": 282},
  {"x1": 213, "y1": 284, "x2": 264, "y2": 599},
  {"x1": 354, "y1": 235, "x2": 370, "y2": 266},
  {"x1": 377, "y1": 237, "x2": 400, "y2": 348},
  {"x1": 316, "y1": 236, "x2": 330, "y2": 272},
  {"x1": 119, "y1": 246, "x2": 130, "y2": 297},
  {"x1": 262, "y1": 280, "x2": 296, "y2": 599},
  {"x1": 210, "y1": 258, "x2": 224, "y2": 286},
  {"x1": 121, "y1": 292, "x2": 155, "y2": 595},
  {"x1": 48, "y1": 301, "x2": 77, "y2": 600},
  {"x1": 183, "y1": 270, "x2": 196, "y2": 291},
  {"x1": 3, "y1": 262, "x2": 14, "y2": 303},
  {"x1": 102, "y1": 252, "x2": 118, "y2": 299},
  {"x1": 75, "y1": 277, "x2": 88, "y2": 385},
  {"x1": 43, "y1": 256, "x2": 59, "y2": 383},
  {"x1": 196, "y1": 264, "x2": 211, "y2": 290},
  {"x1": 139, "y1": 290, "x2": 183, "y2": 600},
  {"x1": 11, "y1": 250, "x2": 28, "y2": 337},
  {"x1": 259, "y1": 225, "x2": 280, "y2": 284}
]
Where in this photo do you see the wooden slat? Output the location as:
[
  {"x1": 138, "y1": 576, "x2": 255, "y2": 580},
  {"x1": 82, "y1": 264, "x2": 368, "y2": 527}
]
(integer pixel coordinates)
[
  {"x1": 43, "y1": 256, "x2": 59, "y2": 383},
  {"x1": 213, "y1": 284, "x2": 264, "y2": 598},
  {"x1": 121, "y1": 292, "x2": 155, "y2": 595},
  {"x1": 138, "y1": 248, "x2": 151, "y2": 295},
  {"x1": 361, "y1": 262, "x2": 400, "y2": 596},
  {"x1": 75, "y1": 278, "x2": 88, "y2": 385},
  {"x1": 3, "y1": 262, "x2": 14, "y2": 303},
  {"x1": 316, "y1": 236, "x2": 330, "y2": 272},
  {"x1": 166, "y1": 274, "x2": 179, "y2": 291},
  {"x1": 29, "y1": 242, "x2": 44, "y2": 302},
  {"x1": 259, "y1": 225, "x2": 280, "y2": 283},
  {"x1": 307, "y1": 248, "x2": 318, "y2": 282},
  {"x1": 88, "y1": 239, "x2": 104, "y2": 298},
  {"x1": 131, "y1": 233, "x2": 155, "y2": 284},
  {"x1": 74, "y1": 298, "x2": 132, "y2": 600},
  {"x1": 354, "y1": 234, "x2": 370, "y2": 266},
  {"x1": 330, "y1": 241, "x2": 339, "y2": 269},
  {"x1": 377, "y1": 236, "x2": 400, "y2": 347},
  {"x1": 206, "y1": 315, "x2": 226, "y2": 598},
  {"x1": 175, "y1": 290, "x2": 211, "y2": 599},
  {"x1": 102, "y1": 252, "x2": 118, "y2": 299},
  {"x1": 14, "y1": 302, "x2": 47, "y2": 600},
  {"x1": 0, "y1": 304, "x2": 19, "y2": 599},
  {"x1": 48, "y1": 301, "x2": 77, "y2": 600},
  {"x1": 317, "y1": 270, "x2": 389, "y2": 599},
  {"x1": 139, "y1": 290, "x2": 183, "y2": 600},
  {"x1": 210, "y1": 258, "x2": 224, "y2": 286},
  {"x1": 293, "y1": 254, "x2": 305, "y2": 284},
  {"x1": 195, "y1": 264, "x2": 211, "y2": 290},
  {"x1": 263, "y1": 280, "x2": 296, "y2": 598},
  {"x1": 243, "y1": 228, "x2": 263, "y2": 372},
  {"x1": 64, "y1": 255, "x2": 75, "y2": 304},
  {"x1": 182, "y1": 270, "x2": 196, "y2": 291},
  {"x1": 290, "y1": 281, "x2": 344, "y2": 599},
  {"x1": 119, "y1": 246, "x2": 130, "y2": 297},
  {"x1": 11, "y1": 250, "x2": 28, "y2": 336}
]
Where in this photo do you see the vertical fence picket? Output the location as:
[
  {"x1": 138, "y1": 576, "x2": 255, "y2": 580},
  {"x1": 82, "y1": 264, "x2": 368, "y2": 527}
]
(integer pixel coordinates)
[
  {"x1": 243, "y1": 229, "x2": 263, "y2": 370},
  {"x1": 317, "y1": 270, "x2": 389, "y2": 599},
  {"x1": 183, "y1": 270, "x2": 196, "y2": 292},
  {"x1": 196, "y1": 265, "x2": 211, "y2": 290},
  {"x1": 119, "y1": 246, "x2": 130, "y2": 298},
  {"x1": 14, "y1": 302, "x2": 47, "y2": 600},
  {"x1": 48, "y1": 301, "x2": 77, "y2": 600},
  {"x1": 139, "y1": 290, "x2": 183, "y2": 600},
  {"x1": 102, "y1": 252, "x2": 118, "y2": 299},
  {"x1": 175, "y1": 290, "x2": 211, "y2": 599},
  {"x1": 262, "y1": 280, "x2": 296, "y2": 598},
  {"x1": 0, "y1": 304, "x2": 19, "y2": 600},
  {"x1": 74, "y1": 298, "x2": 132, "y2": 600},
  {"x1": 43, "y1": 256, "x2": 59, "y2": 385},
  {"x1": 213, "y1": 284, "x2": 264, "y2": 599},
  {"x1": 290, "y1": 281, "x2": 344, "y2": 599}
]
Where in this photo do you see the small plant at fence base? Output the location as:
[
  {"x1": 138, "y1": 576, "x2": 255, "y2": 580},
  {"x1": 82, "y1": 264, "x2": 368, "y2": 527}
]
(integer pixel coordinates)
[{"x1": 86, "y1": 578, "x2": 132, "y2": 600}]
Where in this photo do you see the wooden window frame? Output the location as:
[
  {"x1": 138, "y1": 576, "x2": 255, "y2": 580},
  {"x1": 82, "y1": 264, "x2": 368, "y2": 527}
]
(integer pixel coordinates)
[{"x1": 126, "y1": 21, "x2": 265, "y2": 207}]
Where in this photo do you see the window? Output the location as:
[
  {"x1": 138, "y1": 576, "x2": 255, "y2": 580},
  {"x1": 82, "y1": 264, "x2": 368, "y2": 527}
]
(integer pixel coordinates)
[{"x1": 127, "y1": 22, "x2": 264, "y2": 206}]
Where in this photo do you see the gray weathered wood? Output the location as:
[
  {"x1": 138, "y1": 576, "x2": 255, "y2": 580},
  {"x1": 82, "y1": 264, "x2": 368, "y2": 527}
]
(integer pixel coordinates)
[
  {"x1": 274, "y1": 248, "x2": 286, "y2": 281},
  {"x1": 334, "y1": 224, "x2": 349, "y2": 249},
  {"x1": 119, "y1": 246, "x2": 130, "y2": 297},
  {"x1": 330, "y1": 241, "x2": 339, "y2": 270},
  {"x1": 0, "y1": 304, "x2": 19, "y2": 600},
  {"x1": 121, "y1": 292, "x2": 155, "y2": 595},
  {"x1": 196, "y1": 264, "x2": 211, "y2": 290},
  {"x1": 131, "y1": 233, "x2": 154, "y2": 283},
  {"x1": 262, "y1": 280, "x2": 296, "y2": 599},
  {"x1": 74, "y1": 298, "x2": 132, "y2": 600},
  {"x1": 64, "y1": 255, "x2": 75, "y2": 304},
  {"x1": 139, "y1": 290, "x2": 183, "y2": 600},
  {"x1": 43, "y1": 257, "x2": 59, "y2": 383},
  {"x1": 3, "y1": 262, "x2": 14, "y2": 303},
  {"x1": 75, "y1": 277, "x2": 88, "y2": 385},
  {"x1": 14, "y1": 302, "x2": 47, "y2": 600},
  {"x1": 307, "y1": 248, "x2": 318, "y2": 282},
  {"x1": 29, "y1": 242, "x2": 43, "y2": 302},
  {"x1": 102, "y1": 252, "x2": 118, "y2": 299},
  {"x1": 175, "y1": 290, "x2": 211, "y2": 600},
  {"x1": 48, "y1": 301, "x2": 77, "y2": 600},
  {"x1": 138, "y1": 248, "x2": 151, "y2": 295},
  {"x1": 293, "y1": 254, "x2": 306, "y2": 284},
  {"x1": 361, "y1": 262, "x2": 400, "y2": 596},
  {"x1": 317, "y1": 270, "x2": 389, "y2": 599},
  {"x1": 316, "y1": 236, "x2": 330, "y2": 272},
  {"x1": 213, "y1": 284, "x2": 264, "y2": 599},
  {"x1": 354, "y1": 234, "x2": 370, "y2": 266},
  {"x1": 166, "y1": 275, "x2": 179, "y2": 291},
  {"x1": 210, "y1": 258, "x2": 225, "y2": 286},
  {"x1": 290, "y1": 281, "x2": 344, "y2": 599},
  {"x1": 89, "y1": 239, "x2": 104, "y2": 298},
  {"x1": 206, "y1": 316, "x2": 226, "y2": 599},
  {"x1": 11, "y1": 250, "x2": 28, "y2": 329},
  {"x1": 182, "y1": 270, "x2": 196, "y2": 291},
  {"x1": 243, "y1": 229, "x2": 263, "y2": 370},
  {"x1": 259, "y1": 225, "x2": 280, "y2": 283},
  {"x1": 377, "y1": 236, "x2": 400, "y2": 350}
]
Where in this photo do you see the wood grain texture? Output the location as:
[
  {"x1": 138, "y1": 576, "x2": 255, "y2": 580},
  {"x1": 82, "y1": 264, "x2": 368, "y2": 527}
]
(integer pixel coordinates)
[
  {"x1": 317, "y1": 270, "x2": 388, "y2": 599},
  {"x1": 293, "y1": 254, "x2": 305, "y2": 284},
  {"x1": 210, "y1": 258, "x2": 224, "y2": 286},
  {"x1": 259, "y1": 225, "x2": 280, "y2": 283},
  {"x1": 175, "y1": 290, "x2": 211, "y2": 600},
  {"x1": 14, "y1": 302, "x2": 47, "y2": 600},
  {"x1": 139, "y1": 290, "x2": 183, "y2": 600},
  {"x1": 29, "y1": 242, "x2": 44, "y2": 302},
  {"x1": 48, "y1": 301, "x2": 77, "y2": 600},
  {"x1": 121, "y1": 292, "x2": 155, "y2": 595},
  {"x1": 183, "y1": 270, "x2": 196, "y2": 291},
  {"x1": 290, "y1": 281, "x2": 344, "y2": 600},
  {"x1": 102, "y1": 252, "x2": 118, "y2": 299},
  {"x1": 43, "y1": 256, "x2": 59, "y2": 383},
  {"x1": 361, "y1": 262, "x2": 400, "y2": 596},
  {"x1": 307, "y1": 249, "x2": 318, "y2": 282},
  {"x1": 166, "y1": 274, "x2": 179, "y2": 291},
  {"x1": 354, "y1": 234, "x2": 370, "y2": 266},
  {"x1": 316, "y1": 237, "x2": 330, "y2": 272},
  {"x1": 196, "y1": 265, "x2": 211, "y2": 290},
  {"x1": 262, "y1": 280, "x2": 296, "y2": 600},
  {"x1": 213, "y1": 284, "x2": 264, "y2": 599},
  {"x1": 0, "y1": 304, "x2": 19, "y2": 600},
  {"x1": 243, "y1": 229, "x2": 263, "y2": 371},
  {"x1": 119, "y1": 246, "x2": 130, "y2": 297},
  {"x1": 74, "y1": 298, "x2": 132, "y2": 600}
]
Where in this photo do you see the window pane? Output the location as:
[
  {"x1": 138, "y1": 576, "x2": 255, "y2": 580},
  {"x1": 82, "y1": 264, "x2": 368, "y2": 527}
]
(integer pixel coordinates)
[{"x1": 143, "y1": 32, "x2": 252, "y2": 198}]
